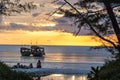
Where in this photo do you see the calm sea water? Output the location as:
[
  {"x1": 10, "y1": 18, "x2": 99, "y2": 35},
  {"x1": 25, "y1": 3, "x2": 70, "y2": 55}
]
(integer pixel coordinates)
[{"x1": 0, "y1": 45, "x2": 111, "y2": 80}]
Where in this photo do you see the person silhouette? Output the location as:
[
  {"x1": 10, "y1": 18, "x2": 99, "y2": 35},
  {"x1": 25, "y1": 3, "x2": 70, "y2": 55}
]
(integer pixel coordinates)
[
  {"x1": 36, "y1": 60, "x2": 41, "y2": 68},
  {"x1": 29, "y1": 63, "x2": 33, "y2": 68}
]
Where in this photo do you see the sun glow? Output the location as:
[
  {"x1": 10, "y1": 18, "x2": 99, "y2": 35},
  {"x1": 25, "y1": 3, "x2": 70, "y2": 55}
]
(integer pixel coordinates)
[{"x1": 0, "y1": 30, "x2": 104, "y2": 46}]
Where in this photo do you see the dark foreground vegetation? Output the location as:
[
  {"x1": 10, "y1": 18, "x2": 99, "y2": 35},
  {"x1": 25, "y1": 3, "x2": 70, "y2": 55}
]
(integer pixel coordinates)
[
  {"x1": 0, "y1": 62, "x2": 33, "y2": 80},
  {"x1": 88, "y1": 59, "x2": 120, "y2": 80}
]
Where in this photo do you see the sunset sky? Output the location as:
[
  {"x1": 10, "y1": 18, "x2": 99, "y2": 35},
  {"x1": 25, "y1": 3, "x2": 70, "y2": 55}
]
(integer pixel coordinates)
[{"x1": 0, "y1": 0, "x2": 117, "y2": 46}]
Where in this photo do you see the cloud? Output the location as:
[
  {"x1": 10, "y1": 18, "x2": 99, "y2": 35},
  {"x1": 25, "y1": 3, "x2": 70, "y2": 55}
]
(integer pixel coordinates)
[
  {"x1": 0, "y1": 15, "x2": 91, "y2": 35},
  {"x1": 32, "y1": 13, "x2": 40, "y2": 17},
  {"x1": 56, "y1": 1, "x2": 66, "y2": 5},
  {"x1": 0, "y1": 0, "x2": 90, "y2": 35},
  {"x1": 0, "y1": 22, "x2": 58, "y2": 31}
]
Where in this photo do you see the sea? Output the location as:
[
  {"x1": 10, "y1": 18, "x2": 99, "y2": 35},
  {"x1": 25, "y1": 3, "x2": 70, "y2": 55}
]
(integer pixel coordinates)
[{"x1": 0, "y1": 45, "x2": 112, "y2": 80}]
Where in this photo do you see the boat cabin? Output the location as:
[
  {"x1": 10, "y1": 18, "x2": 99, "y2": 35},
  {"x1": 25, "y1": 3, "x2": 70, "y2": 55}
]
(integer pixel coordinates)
[{"x1": 20, "y1": 46, "x2": 45, "y2": 57}]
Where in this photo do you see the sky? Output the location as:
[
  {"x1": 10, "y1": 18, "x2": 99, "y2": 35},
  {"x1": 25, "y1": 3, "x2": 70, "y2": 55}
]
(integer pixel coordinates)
[{"x1": 0, "y1": 0, "x2": 118, "y2": 46}]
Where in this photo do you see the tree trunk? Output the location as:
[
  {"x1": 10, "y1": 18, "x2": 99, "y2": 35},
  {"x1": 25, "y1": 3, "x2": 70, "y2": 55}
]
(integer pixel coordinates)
[
  {"x1": 103, "y1": 1, "x2": 120, "y2": 52},
  {"x1": 103, "y1": 2, "x2": 120, "y2": 43}
]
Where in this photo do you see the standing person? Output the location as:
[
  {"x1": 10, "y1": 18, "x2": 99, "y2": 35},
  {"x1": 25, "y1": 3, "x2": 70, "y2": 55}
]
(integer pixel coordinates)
[{"x1": 36, "y1": 60, "x2": 41, "y2": 68}]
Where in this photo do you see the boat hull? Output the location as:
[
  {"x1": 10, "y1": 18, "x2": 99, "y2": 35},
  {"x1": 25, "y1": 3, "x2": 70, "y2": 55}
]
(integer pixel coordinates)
[
  {"x1": 32, "y1": 52, "x2": 45, "y2": 57},
  {"x1": 21, "y1": 52, "x2": 31, "y2": 56}
]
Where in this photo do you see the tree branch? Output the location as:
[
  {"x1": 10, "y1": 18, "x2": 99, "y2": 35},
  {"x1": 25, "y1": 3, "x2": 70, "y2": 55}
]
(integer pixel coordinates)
[
  {"x1": 47, "y1": 2, "x2": 66, "y2": 19},
  {"x1": 64, "y1": 0, "x2": 117, "y2": 48}
]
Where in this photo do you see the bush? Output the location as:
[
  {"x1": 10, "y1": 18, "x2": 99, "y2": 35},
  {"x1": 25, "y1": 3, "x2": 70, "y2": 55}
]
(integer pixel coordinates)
[
  {"x1": 87, "y1": 60, "x2": 120, "y2": 80},
  {"x1": 0, "y1": 62, "x2": 33, "y2": 80}
]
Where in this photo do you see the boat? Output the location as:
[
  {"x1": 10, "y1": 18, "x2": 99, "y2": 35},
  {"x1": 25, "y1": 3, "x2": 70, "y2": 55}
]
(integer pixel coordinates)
[
  {"x1": 20, "y1": 47, "x2": 31, "y2": 56},
  {"x1": 31, "y1": 46, "x2": 45, "y2": 56},
  {"x1": 20, "y1": 46, "x2": 45, "y2": 57}
]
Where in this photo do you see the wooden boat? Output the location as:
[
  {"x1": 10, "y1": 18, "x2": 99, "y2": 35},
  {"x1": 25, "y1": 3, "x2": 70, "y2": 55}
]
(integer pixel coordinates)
[
  {"x1": 20, "y1": 46, "x2": 45, "y2": 57},
  {"x1": 20, "y1": 47, "x2": 31, "y2": 56},
  {"x1": 31, "y1": 46, "x2": 45, "y2": 56}
]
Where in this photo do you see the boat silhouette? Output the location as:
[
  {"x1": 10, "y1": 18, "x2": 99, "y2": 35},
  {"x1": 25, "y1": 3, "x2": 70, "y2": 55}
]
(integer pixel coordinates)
[{"x1": 20, "y1": 46, "x2": 45, "y2": 57}]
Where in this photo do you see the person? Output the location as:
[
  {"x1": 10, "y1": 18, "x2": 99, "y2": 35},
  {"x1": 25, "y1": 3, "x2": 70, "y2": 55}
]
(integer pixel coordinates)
[
  {"x1": 16, "y1": 63, "x2": 20, "y2": 68},
  {"x1": 36, "y1": 60, "x2": 41, "y2": 68},
  {"x1": 29, "y1": 63, "x2": 33, "y2": 68},
  {"x1": 12, "y1": 63, "x2": 20, "y2": 68}
]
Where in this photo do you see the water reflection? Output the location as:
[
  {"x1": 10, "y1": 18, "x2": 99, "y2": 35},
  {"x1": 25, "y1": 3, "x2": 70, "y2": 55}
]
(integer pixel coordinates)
[
  {"x1": 0, "y1": 51, "x2": 104, "y2": 69},
  {"x1": 40, "y1": 74, "x2": 87, "y2": 80},
  {"x1": 72, "y1": 75, "x2": 75, "y2": 80},
  {"x1": 20, "y1": 56, "x2": 45, "y2": 62}
]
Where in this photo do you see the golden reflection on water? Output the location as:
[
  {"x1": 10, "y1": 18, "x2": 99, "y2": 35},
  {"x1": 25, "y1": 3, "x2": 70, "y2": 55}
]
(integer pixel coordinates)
[
  {"x1": 72, "y1": 75, "x2": 75, "y2": 80},
  {"x1": 52, "y1": 74, "x2": 64, "y2": 77},
  {"x1": 41, "y1": 74, "x2": 87, "y2": 80},
  {"x1": 79, "y1": 76, "x2": 87, "y2": 80}
]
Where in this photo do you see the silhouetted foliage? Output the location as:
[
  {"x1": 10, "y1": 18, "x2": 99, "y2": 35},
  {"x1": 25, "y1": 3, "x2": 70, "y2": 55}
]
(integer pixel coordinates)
[
  {"x1": 0, "y1": 61, "x2": 33, "y2": 80},
  {"x1": 88, "y1": 66, "x2": 101, "y2": 80},
  {"x1": 0, "y1": 0, "x2": 37, "y2": 15},
  {"x1": 87, "y1": 60, "x2": 120, "y2": 80}
]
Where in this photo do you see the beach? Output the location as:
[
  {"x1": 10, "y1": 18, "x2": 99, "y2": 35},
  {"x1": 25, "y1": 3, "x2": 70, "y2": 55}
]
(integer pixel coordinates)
[{"x1": 0, "y1": 45, "x2": 111, "y2": 80}]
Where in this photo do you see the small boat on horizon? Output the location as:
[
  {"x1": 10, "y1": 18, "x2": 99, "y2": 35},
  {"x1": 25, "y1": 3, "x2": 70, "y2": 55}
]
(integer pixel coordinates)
[{"x1": 20, "y1": 45, "x2": 45, "y2": 57}]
